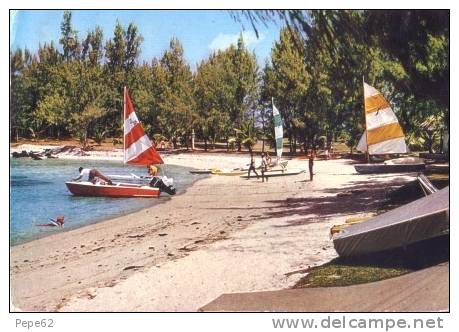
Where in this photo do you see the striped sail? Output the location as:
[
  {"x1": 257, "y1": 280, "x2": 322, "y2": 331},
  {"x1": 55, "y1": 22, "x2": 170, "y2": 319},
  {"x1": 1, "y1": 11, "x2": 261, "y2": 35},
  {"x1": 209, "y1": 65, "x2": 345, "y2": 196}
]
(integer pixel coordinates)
[
  {"x1": 356, "y1": 82, "x2": 407, "y2": 155},
  {"x1": 272, "y1": 98, "x2": 283, "y2": 159},
  {"x1": 124, "y1": 87, "x2": 163, "y2": 165}
]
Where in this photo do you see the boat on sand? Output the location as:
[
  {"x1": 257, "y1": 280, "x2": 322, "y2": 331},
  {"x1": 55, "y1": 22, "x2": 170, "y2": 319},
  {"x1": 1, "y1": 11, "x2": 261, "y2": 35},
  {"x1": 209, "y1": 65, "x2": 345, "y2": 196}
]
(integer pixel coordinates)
[
  {"x1": 354, "y1": 81, "x2": 425, "y2": 174},
  {"x1": 332, "y1": 186, "x2": 449, "y2": 257},
  {"x1": 354, "y1": 157, "x2": 425, "y2": 174},
  {"x1": 189, "y1": 169, "x2": 214, "y2": 174},
  {"x1": 211, "y1": 169, "x2": 246, "y2": 176},
  {"x1": 240, "y1": 168, "x2": 305, "y2": 178}
]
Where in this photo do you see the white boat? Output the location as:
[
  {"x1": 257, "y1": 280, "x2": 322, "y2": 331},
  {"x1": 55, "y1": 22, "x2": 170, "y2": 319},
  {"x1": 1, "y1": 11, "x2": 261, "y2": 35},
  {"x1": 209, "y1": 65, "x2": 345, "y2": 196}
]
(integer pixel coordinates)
[
  {"x1": 240, "y1": 168, "x2": 305, "y2": 178},
  {"x1": 354, "y1": 81, "x2": 425, "y2": 174}
]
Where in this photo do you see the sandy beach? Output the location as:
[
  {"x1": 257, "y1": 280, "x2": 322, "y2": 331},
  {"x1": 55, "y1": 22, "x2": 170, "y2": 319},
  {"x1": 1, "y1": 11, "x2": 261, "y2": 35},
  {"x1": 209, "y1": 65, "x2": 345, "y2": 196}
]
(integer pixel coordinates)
[{"x1": 10, "y1": 147, "x2": 419, "y2": 312}]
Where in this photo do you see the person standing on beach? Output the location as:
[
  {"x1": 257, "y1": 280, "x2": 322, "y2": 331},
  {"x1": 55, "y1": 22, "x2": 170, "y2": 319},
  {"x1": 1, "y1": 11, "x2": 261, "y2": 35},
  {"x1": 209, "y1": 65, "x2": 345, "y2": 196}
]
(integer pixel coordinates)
[
  {"x1": 261, "y1": 152, "x2": 269, "y2": 182},
  {"x1": 265, "y1": 152, "x2": 272, "y2": 167},
  {"x1": 247, "y1": 155, "x2": 259, "y2": 179},
  {"x1": 308, "y1": 149, "x2": 315, "y2": 181},
  {"x1": 73, "y1": 167, "x2": 113, "y2": 185}
]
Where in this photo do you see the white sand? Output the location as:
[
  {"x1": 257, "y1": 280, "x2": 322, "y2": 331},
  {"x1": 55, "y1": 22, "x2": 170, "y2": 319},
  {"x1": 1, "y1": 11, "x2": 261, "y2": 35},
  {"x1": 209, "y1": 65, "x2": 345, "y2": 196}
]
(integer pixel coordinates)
[{"x1": 10, "y1": 148, "x2": 418, "y2": 312}]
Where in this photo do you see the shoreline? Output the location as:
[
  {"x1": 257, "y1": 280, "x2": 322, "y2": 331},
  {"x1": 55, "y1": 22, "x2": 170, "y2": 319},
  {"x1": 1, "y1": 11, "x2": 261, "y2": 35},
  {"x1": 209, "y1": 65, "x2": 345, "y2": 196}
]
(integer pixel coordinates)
[
  {"x1": 10, "y1": 168, "x2": 209, "y2": 247},
  {"x1": 10, "y1": 145, "x2": 421, "y2": 312}
]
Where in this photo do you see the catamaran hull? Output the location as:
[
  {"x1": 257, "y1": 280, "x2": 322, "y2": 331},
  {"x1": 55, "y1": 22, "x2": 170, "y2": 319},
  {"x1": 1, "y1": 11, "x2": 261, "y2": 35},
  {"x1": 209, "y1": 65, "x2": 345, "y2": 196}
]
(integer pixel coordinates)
[
  {"x1": 66, "y1": 181, "x2": 160, "y2": 198},
  {"x1": 354, "y1": 163, "x2": 425, "y2": 174},
  {"x1": 240, "y1": 169, "x2": 305, "y2": 178}
]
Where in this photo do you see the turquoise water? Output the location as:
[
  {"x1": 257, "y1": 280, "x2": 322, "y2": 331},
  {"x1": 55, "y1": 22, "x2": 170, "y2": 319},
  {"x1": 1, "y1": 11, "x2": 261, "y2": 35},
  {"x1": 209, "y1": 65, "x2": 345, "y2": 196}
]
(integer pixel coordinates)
[{"x1": 10, "y1": 158, "x2": 204, "y2": 246}]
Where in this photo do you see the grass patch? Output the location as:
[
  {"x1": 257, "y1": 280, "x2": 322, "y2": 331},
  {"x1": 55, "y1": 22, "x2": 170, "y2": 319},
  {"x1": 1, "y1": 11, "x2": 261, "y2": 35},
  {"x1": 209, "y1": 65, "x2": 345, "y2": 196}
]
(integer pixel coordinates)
[
  {"x1": 294, "y1": 235, "x2": 449, "y2": 289},
  {"x1": 295, "y1": 170, "x2": 449, "y2": 289}
]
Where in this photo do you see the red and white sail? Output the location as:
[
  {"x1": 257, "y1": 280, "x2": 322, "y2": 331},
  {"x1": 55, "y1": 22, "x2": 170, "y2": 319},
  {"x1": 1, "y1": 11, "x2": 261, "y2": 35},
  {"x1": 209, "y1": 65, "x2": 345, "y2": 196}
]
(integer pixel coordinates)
[{"x1": 124, "y1": 87, "x2": 163, "y2": 165}]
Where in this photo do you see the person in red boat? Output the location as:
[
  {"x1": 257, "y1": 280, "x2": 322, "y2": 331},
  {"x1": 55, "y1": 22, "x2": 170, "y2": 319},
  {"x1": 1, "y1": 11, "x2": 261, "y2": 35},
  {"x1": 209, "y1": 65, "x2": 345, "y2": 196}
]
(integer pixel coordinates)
[
  {"x1": 147, "y1": 164, "x2": 159, "y2": 176},
  {"x1": 73, "y1": 167, "x2": 113, "y2": 185}
]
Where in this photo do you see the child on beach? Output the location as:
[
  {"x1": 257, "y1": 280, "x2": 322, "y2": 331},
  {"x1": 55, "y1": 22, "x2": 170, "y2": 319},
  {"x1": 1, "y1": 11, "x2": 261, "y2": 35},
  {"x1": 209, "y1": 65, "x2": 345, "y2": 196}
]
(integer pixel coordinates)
[
  {"x1": 265, "y1": 152, "x2": 272, "y2": 167},
  {"x1": 261, "y1": 152, "x2": 268, "y2": 182},
  {"x1": 247, "y1": 155, "x2": 259, "y2": 179}
]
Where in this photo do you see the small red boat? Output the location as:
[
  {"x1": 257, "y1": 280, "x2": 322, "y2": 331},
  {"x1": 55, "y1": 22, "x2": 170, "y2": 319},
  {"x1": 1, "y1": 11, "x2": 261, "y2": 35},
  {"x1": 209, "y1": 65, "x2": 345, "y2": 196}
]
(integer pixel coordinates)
[
  {"x1": 66, "y1": 181, "x2": 160, "y2": 198},
  {"x1": 65, "y1": 88, "x2": 174, "y2": 199}
]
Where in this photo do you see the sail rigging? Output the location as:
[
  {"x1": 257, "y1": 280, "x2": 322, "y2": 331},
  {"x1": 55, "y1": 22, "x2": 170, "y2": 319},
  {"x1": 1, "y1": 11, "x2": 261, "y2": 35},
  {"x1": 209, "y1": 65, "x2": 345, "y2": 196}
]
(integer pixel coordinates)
[
  {"x1": 356, "y1": 82, "x2": 407, "y2": 155},
  {"x1": 123, "y1": 87, "x2": 163, "y2": 165},
  {"x1": 272, "y1": 98, "x2": 283, "y2": 159}
]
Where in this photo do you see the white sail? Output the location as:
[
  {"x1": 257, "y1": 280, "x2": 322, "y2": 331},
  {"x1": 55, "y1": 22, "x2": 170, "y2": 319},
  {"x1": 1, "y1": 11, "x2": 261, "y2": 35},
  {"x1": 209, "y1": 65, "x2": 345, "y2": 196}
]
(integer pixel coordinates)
[
  {"x1": 360, "y1": 82, "x2": 407, "y2": 155},
  {"x1": 356, "y1": 130, "x2": 407, "y2": 154},
  {"x1": 272, "y1": 98, "x2": 283, "y2": 159}
]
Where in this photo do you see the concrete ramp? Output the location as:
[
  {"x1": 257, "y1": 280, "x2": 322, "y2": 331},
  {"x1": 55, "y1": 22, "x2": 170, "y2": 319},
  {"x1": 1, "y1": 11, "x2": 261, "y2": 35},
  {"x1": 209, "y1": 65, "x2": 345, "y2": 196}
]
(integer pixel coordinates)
[{"x1": 200, "y1": 263, "x2": 449, "y2": 312}]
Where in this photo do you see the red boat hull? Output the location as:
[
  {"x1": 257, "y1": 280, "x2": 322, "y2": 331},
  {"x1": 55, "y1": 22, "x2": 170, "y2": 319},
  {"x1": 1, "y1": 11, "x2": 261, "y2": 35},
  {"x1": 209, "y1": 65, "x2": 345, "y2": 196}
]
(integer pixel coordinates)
[{"x1": 66, "y1": 181, "x2": 160, "y2": 198}]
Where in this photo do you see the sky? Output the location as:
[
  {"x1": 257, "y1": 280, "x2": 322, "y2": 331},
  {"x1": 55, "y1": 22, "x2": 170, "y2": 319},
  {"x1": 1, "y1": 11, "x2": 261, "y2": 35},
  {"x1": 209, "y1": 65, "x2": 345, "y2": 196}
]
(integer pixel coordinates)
[{"x1": 10, "y1": 10, "x2": 283, "y2": 69}]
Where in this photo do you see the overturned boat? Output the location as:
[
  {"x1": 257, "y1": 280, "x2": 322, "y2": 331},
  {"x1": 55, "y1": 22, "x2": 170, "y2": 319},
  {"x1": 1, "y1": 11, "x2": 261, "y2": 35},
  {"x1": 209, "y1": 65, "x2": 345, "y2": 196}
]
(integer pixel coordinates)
[
  {"x1": 332, "y1": 186, "x2": 449, "y2": 257},
  {"x1": 354, "y1": 82, "x2": 425, "y2": 174}
]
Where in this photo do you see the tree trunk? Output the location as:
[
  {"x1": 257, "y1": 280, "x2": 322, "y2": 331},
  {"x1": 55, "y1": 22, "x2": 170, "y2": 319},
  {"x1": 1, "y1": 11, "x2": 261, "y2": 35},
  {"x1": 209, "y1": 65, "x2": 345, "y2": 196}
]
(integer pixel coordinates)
[
  {"x1": 292, "y1": 134, "x2": 297, "y2": 155},
  {"x1": 204, "y1": 138, "x2": 208, "y2": 151},
  {"x1": 439, "y1": 128, "x2": 443, "y2": 153},
  {"x1": 327, "y1": 131, "x2": 333, "y2": 151}
]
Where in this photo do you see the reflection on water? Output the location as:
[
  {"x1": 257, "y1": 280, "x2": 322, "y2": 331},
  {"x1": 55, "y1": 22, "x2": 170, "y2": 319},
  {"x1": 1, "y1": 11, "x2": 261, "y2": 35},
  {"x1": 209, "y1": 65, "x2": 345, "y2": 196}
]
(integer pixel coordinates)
[{"x1": 10, "y1": 158, "x2": 206, "y2": 246}]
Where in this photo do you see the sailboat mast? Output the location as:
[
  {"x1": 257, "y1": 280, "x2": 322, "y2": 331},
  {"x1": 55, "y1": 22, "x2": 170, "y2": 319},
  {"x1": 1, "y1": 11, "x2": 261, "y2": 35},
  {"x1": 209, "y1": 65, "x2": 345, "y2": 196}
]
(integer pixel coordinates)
[
  {"x1": 272, "y1": 97, "x2": 275, "y2": 157},
  {"x1": 123, "y1": 86, "x2": 126, "y2": 164},
  {"x1": 362, "y1": 76, "x2": 370, "y2": 163}
]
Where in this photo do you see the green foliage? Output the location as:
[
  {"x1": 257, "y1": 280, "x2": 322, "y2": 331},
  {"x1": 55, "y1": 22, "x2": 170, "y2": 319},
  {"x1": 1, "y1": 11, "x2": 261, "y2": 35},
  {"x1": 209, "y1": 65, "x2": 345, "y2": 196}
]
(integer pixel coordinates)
[
  {"x1": 152, "y1": 133, "x2": 165, "y2": 146},
  {"x1": 60, "y1": 11, "x2": 80, "y2": 61},
  {"x1": 10, "y1": 10, "x2": 449, "y2": 155},
  {"x1": 92, "y1": 125, "x2": 107, "y2": 145},
  {"x1": 154, "y1": 38, "x2": 196, "y2": 149},
  {"x1": 239, "y1": 10, "x2": 449, "y2": 153},
  {"x1": 234, "y1": 120, "x2": 259, "y2": 156},
  {"x1": 68, "y1": 104, "x2": 103, "y2": 149}
]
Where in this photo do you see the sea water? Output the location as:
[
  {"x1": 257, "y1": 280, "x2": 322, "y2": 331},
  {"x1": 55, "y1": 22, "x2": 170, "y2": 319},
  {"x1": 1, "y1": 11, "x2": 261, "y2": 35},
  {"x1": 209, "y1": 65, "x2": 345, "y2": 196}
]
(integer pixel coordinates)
[{"x1": 10, "y1": 158, "x2": 205, "y2": 246}]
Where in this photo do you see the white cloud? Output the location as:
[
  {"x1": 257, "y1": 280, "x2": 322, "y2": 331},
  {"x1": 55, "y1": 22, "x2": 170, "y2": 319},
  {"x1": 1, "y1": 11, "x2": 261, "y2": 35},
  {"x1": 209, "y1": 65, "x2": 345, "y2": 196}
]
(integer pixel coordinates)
[{"x1": 209, "y1": 30, "x2": 264, "y2": 51}]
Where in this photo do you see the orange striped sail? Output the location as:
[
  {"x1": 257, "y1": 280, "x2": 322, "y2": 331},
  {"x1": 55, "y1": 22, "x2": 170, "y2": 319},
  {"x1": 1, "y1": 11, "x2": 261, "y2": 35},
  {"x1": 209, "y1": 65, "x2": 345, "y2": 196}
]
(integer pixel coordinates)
[
  {"x1": 356, "y1": 82, "x2": 407, "y2": 155},
  {"x1": 123, "y1": 87, "x2": 163, "y2": 165}
]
